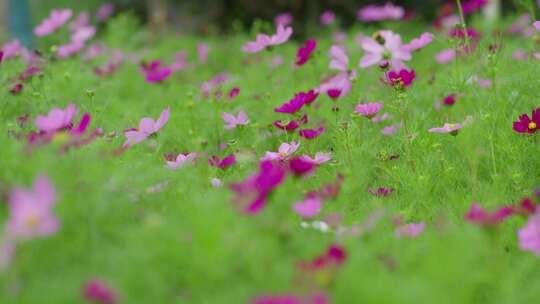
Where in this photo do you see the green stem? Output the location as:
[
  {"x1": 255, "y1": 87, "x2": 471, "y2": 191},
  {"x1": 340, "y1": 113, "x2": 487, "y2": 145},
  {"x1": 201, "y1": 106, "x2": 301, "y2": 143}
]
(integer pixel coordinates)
[{"x1": 456, "y1": 0, "x2": 470, "y2": 51}]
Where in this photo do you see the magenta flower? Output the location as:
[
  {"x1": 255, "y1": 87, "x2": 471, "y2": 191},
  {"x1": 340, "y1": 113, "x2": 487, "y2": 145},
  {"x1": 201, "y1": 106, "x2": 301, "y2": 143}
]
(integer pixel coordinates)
[
  {"x1": 274, "y1": 94, "x2": 306, "y2": 114},
  {"x1": 395, "y1": 222, "x2": 426, "y2": 238},
  {"x1": 320, "y1": 10, "x2": 335, "y2": 25},
  {"x1": 140, "y1": 60, "x2": 173, "y2": 83},
  {"x1": 329, "y1": 45, "x2": 349, "y2": 71},
  {"x1": 229, "y1": 160, "x2": 287, "y2": 214},
  {"x1": 34, "y1": 9, "x2": 72, "y2": 36},
  {"x1": 297, "y1": 244, "x2": 347, "y2": 272},
  {"x1": 5, "y1": 175, "x2": 58, "y2": 240},
  {"x1": 435, "y1": 48, "x2": 456, "y2": 64},
  {"x1": 209, "y1": 154, "x2": 236, "y2": 169},
  {"x1": 355, "y1": 102, "x2": 383, "y2": 118},
  {"x1": 512, "y1": 197, "x2": 537, "y2": 217},
  {"x1": 299, "y1": 127, "x2": 325, "y2": 139},
  {"x1": 293, "y1": 195, "x2": 322, "y2": 218},
  {"x1": 253, "y1": 293, "x2": 328, "y2": 304},
  {"x1": 296, "y1": 39, "x2": 317, "y2": 66},
  {"x1": 35, "y1": 102, "x2": 77, "y2": 132},
  {"x1": 241, "y1": 25, "x2": 293, "y2": 53},
  {"x1": 262, "y1": 142, "x2": 300, "y2": 161},
  {"x1": 428, "y1": 123, "x2": 463, "y2": 135},
  {"x1": 462, "y1": 0, "x2": 488, "y2": 14},
  {"x1": 358, "y1": 30, "x2": 411, "y2": 69},
  {"x1": 165, "y1": 153, "x2": 197, "y2": 170},
  {"x1": 357, "y1": 3, "x2": 404, "y2": 22},
  {"x1": 319, "y1": 72, "x2": 352, "y2": 97},
  {"x1": 368, "y1": 187, "x2": 395, "y2": 197},
  {"x1": 0, "y1": 50, "x2": 4, "y2": 63},
  {"x1": 386, "y1": 69, "x2": 416, "y2": 87},
  {"x1": 442, "y1": 94, "x2": 457, "y2": 106},
  {"x1": 403, "y1": 32, "x2": 433, "y2": 52},
  {"x1": 329, "y1": 89, "x2": 343, "y2": 98},
  {"x1": 274, "y1": 13, "x2": 293, "y2": 27},
  {"x1": 519, "y1": 209, "x2": 540, "y2": 257},
  {"x1": 83, "y1": 279, "x2": 118, "y2": 304},
  {"x1": 9, "y1": 83, "x2": 23, "y2": 95},
  {"x1": 301, "y1": 152, "x2": 332, "y2": 165},
  {"x1": 464, "y1": 203, "x2": 513, "y2": 227},
  {"x1": 223, "y1": 111, "x2": 249, "y2": 130},
  {"x1": 288, "y1": 157, "x2": 317, "y2": 177},
  {"x1": 123, "y1": 107, "x2": 170, "y2": 147},
  {"x1": 273, "y1": 120, "x2": 300, "y2": 131},
  {"x1": 228, "y1": 87, "x2": 240, "y2": 99},
  {"x1": 513, "y1": 108, "x2": 540, "y2": 134}
]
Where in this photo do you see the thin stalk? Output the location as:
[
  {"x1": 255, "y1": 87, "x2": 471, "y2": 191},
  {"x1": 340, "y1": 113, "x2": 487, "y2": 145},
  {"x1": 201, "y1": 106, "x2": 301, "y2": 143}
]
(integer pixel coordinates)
[{"x1": 456, "y1": 0, "x2": 470, "y2": 50}]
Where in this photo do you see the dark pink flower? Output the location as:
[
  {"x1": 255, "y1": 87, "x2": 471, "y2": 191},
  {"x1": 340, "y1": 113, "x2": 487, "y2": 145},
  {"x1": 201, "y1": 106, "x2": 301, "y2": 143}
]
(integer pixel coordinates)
[
  {"x1": 512, "y1": 198, "x2": 537, "y2": 217},
  {"x1": 442, "y1": 94, "x2": 456, "y2": 106},
  {"x1": 513, "y1": 108, "x2": 540, "y2": 134},
  {"x1": 298, "y1": 127, "x2": 325, "y2": 139},
  {"x1": 141, "y1": 60, "x2": 173, "y2": 83},
  {"x1": 327, "y1": 89, "x2": 342, "y2": 99},
  {"x1": 0, "y1": 50, "x2": 3, "y2": 63},
  {"x1": 83, "y1": 279, "x2": 118, "y2": 304},
  {"x1": 288, "y1": 157, "x2": 316, "y2": 177},
  {"x1": 273, "y1": 120, "x2": 300, "y2": 131},
  {"x1": 9, "y1": 83, "x2": 23, "y2": 95},
  {"x1": 464, "y1": 203, "x2": 513, "y2": 227},
  {"x1": 462, "y1": 0, "x2": 488, "y2": 14},
  {"x1": 320, "y1": 10, "x2": 335, "y2": 25},
  {"x1": 449, "y1": 28, "x2": 481, "y2": 40},
  {"x1": 275, "y1": 94, "x2": 306, "y2": 114},
  {"x1": 297, "y1": 244, "x2": 347, "y2": 272},
  {"x1": 228, "y1": 87, "x2": 240, "y2": 99},
  {"x1": 296, "y1": 39, "x2": 317, "y2": 66},
  {"x1": 209, "y1": 154, "x2": 236, "y2": 169},
  {"x1": 386, "y1": 69, "x2": 415, "y2": 88}
]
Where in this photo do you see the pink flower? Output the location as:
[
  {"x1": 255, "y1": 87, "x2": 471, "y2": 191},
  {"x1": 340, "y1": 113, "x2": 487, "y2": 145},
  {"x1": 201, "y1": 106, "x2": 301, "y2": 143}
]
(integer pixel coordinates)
[
  {"x1": 5, "y1": 175, "x2": 58, "y2": 240},
  {"x1": 223, "y1": 111, "x2": 249, "y2": 130},
  {"x1": 209, "y1": 154, "x2": 236, "y2": 169},
  {"x1": 288, "y1": 157, "x2": 317, "y2": 177},
  {"x1": 273, "y1": 120, "x2": 300, "y2": 131},
  {"x1": 141, "y1": 60, "x2": 173, "y2": 83},
  {"x1": 96, "y1": 3, "x2": 115, "y2": 22},
  {"x1": 301, "y1": 152, "x2": 332, "y2": 165},
  {"x1": 442, "y1": 94, "x2": 457, "y2": 106},
  {"x1": 170, "y1": 51, "x2": 188, "y2": 71},
  {"x1": 462, "y1": 0, "x2": 488, "y2": 14},
  {"x1": 57, "y1": 40, "x2": 85, "y2": 58},
  {"x1": 274, "y1": 13, "x2": 293, "y2": 27},
  {"x1": 320, "y1": 10, "x2": 335, "y2": 25},
  {"x1": 35, "y1": 102, "x2": 77, "y2": 132},
  {"x1": 9, "y1": 83, "x2": 23, "y2": 95},
  {"x1": 298, "y1": 127, "x2": 325, "y2": 139},
  {"x1": 372, "y1": 113, "x2": 391, "y2": 123},
  {"x1": 359, "y1": 30, "x2": 411, "y2": 69},
  {"x1": 428, "y1": 123, "x2": 463, "y2": 135},
  {"x1": 123, "y1": 107, "x2": 170, "y2": 147},
  {"x1": 513, "y1": 49, "x2": 528, "y2": 60},
  {"x1": 262, "y1": 142, "x2": 300, "y2": 161},
  {"x1": 274, "y1": 94, "x2": 307, "y2": 114},
  {"x1": 381, "y1": 123, "x2": 401, "y2": 136},
  {"x1": 395, "y1": 222, "x2": 425, "y2": 238},
  {"x1": 293, "y1": 195, "x2": 322, "y2": 218},
  {"x1": 198, "y1": 43, "x2": 209, "y2": 64},
  {"x1": 297, "y1": 244, "x2": 347, "y2": 272},
  {"x1": 34, "y1": 9, "x2": 72, "y2": 36},
  {"x1": 386, "y1": 69, "x2": 416, "y2": 87},
  {"x1": 435, "y1": 48, "x2": 456, "y2": 64},
  {"x1": 403, "y1": 32, "x2": 433, "y2": 52},
  {"x1": 518, "y1": 209, "x2": 540, "y2": 256},
  {"x1": 318, "y1": 72, "x2": 352, "y2": 97},
  {"x1": 358, "y1": 3, "x2": 404, "y2": 22},
  {"x1": 71, "y1": 26, "x2": 96, "y2": 42},
  {"x1": 242, "y1": 25, "x2": 293, "y2": 53},
  {"x1": 355, "y1": 102, "x2": 383, "y2": 118},
  {"x1": 228, "y1": 87, "x2": 240, "y2": 99},
  {"x1": 82, "y1": 279, "x2": 118, "y2": 304},
  {"x1": 2, "y1": 40, "x2": 24, "y2": 60},
  {"x1": 534, "y1": 21, "x2": 540, "y2": 32},
  {"x1": 296, "y1": 39, "x2": 317, "y2": 66},
  {"x1": 69, "y1": 11, "x2": 89, "y2": 32},
  {"x1": 165, "y1": 153, "x2": 197, "y2": 170},
  {"x1": 329, "y1": 45, "x2": 349, "y2": 71},
  {"x1": 253, "y1": 293, "x2": 329, "y2": 304},
  {"x1": 464, "y1": 203, "x2": 513, "y2": 226},
  {"x1": 513, "y1": 108, "x2": 540, "y2": 134}
]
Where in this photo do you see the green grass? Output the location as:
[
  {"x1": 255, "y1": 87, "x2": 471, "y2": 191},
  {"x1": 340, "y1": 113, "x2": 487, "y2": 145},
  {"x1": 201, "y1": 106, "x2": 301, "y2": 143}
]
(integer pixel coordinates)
[{"x1": 1, "y1": 12, "x2": 540, "y2": 303}]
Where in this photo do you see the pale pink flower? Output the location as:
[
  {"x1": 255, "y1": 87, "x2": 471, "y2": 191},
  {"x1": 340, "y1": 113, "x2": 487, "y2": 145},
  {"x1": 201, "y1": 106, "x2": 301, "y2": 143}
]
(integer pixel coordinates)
[
  {"x1": 262, "y1": 142, "x2": 300, "y2": 161},
  {"x1": 274, "y1": 13, "x2": 293, "y2": 27},
  {"x1": 403, "y1": 32, "x2": 433, "y2": 52},
  {"x1": 333, "y1": 31, "x2": 347, "y2": 44},
  {"x1": 34, "y1": 9, "x2": 73, "y2": 36},
  {"x1": 210, "y1": 178, "x2": 223, "y2": 188},
  {"x1": 535, "y1": 53, "x2": 540, "y2": 61},
  {"x1": 69, "y1": 11, "x2": 90, "y2": 32},
  {"x1": 372, "y1": 113, "x2": 391, "y2": 123},
  {"x1": 318, "y1": 72, "x2": 353, "y2": 97},
  {"x1": 441, "y1": 15, "x2": 461, "y2": 30},
  {"x1": 358, "y1": 3, "x2": 404, "y2": 22},
  {"x1": 222, "y1": 111, "x2": 249, "y2": 130},
  {"x1": 301, "y1": 152, "x2": 332, "y2": 165},
  {"x1": 96, "y1": 3, "x2": 115, "y2": 22},
  {"x1": 355, "y1": 102, "x2": 383, "y2": 118},
  {"x1": 5, "y1": 175, "x2": 58, "y2": 240},
  {"x1": 320, "y1": 10, "x2": 335, "y2": 26},
  {"x1": 435, "y1": 49, "x2": 456, "y2": 64},
  {"x1": 534, "y1": 21, "x2": 540, "y2": 32},
  {"x1": 71, "y1": 26, "x2": 96, "y2": 42},
  {"x1": 513, "y1": 49, "x2": 528, "y2": 60},
  {"x1": 329, "y1": 45, "x2": 349, "y2": 71},
  {"x1": 198, "y1": 43, "x2": 209, "y2": 64},
  {"x1": 395, "y1": 222, "x2": 425, "y2": 238},
  {"x1": 241, "y1": 25, "x2": 293, "y2": 53},
  {"x1": 57, "y1": 40, "x2": 85, "y2": 58},
  {"x1": 170, "y1": 51, "x2": 188, "y2": 71},
  {"x1": 428, "y1": 123, "x2": 463, "y2": 134},
  {"x1": 165, "y1": 153, "x2": 197, "y2": 170},
  {"x1": 2, "y1": 40, "x2": 24, "y2": 60},
  {"x1": 358, "y1": 30, "x2": 411, "y2": 69},
  {"x1": 293, "y1": 195, "x2": 322, "y2": 218},
  {"x1": 270, "y1": 55, "x2": 284, "y2": 68},
  {"x1": 518, "y1": 209, "x2": 540, "y2": 256},
  {"x1": 82, "y1": 43, "x2": 106, "y2": 61},
  {"x1": 382, "y1": 123, "x2": 401, "y2": 136},
  {"x1": 123, "y1": 107, "x2": 170, "y2": 147},
  {"x1": 35, "y1": 102, "x2": 77, "y2": 132}
]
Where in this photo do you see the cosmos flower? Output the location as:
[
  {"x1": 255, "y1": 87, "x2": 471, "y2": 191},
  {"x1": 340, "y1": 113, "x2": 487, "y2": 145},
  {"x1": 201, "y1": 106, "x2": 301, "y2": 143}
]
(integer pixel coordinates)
[
  {"x1": 273, "y1": 120, "x2": 300, "y2": 131},
  {"x1": 228, "y1": 87, "x2": 240, "y2": 99},
  {"x1": 96, "y1": 3, "x2": 115, "y2": 22},
  {"x1": 262, "y1": 142, "x2": 300, "y2": 161},
  {"x1": 442, "y1": 94, "x2": 457, "y2": 106},
  {"x1": 382, "y1": 123, "x2": 402, "y2": 136},
  {"x1": 82, "y1": 279, "x2": 118, "y2": 304},
  {"x1": 329, "y1": 45, "x2": 349, "y2": 71},
  {"x1": 513, "y1": 108, "x2": 540, "y2": 134},
  {"x1": 297, "y1": 244, "x2": 347, "y2": 272},
  {"x1": 253, "y1": 293, "x2": 329, "y2": 304},
  {"x1": 69, "y1": 11, "x2": 89, "y2": 32},
  {"x1": 301, "y1": 152, "x2": 332, "y2": 165},
  {"x1": 435, "y1": 48, "x2": 456, "y2": 64},
  {"x1": 403, "y1": 32, "x2": 433, "y2": 52},
  {"x1": 428, "y1": 123, "x2": 462, "y2": 135},
  {"x1": 298, "y1": 127, "x2": 325, "y2": 139},
  {"x1": 464, "y1": 203, "x2": 513, "y2": 226},
  {"x1": 293, "y1": 194, "x2": 323, "y2": 218},
  {"x1": 395, "y1": 222, "x2": 426, "y2": 238},
  {"x1": 274, "y1": 13, "x2": 293, "y2": 27},
  {"x1": 461, "y1": 0, "x2": 488, "y2": 15},
  {"x1": 296, "y1": 39, "x2": 317, "y2": 66},
  {"x1": 123, "y1": 107, "x2": 170, "y2": 147},
  {"x1": 241, "y1": 25, "x2": 293, "y2": 53},
  {"x1": 318, "y1": 72, "x2": 353, "y2": 98},
  {"x1": 355, "y1": 102, "x2": 383, "y2": 118},
  {"x1": 223, "y1": 111, "x2": 249, "y2": 130},
  {"x1": 165, "y1": 153, "x2": 197, "y2": 170},
  {"x1": 358, "y1": 30, "x2": 411, "y2": 69},
  {"x1": 288, "y1": 157, "x2": 317, "y2": 177},
  {"x1": 209, "y1": 154, "x2": 236, "y2": 169},
  {"x1": 35, "y1": 103, "x2": 77, "y2": 133},
  {"x1": 386, "y1": 69, "x2": 416, "y2": 87},
  {"x1": 34, "y1": 9, "x2": 72, "y2": 36},
  {"x1": 274, "y1": 94, "x2": 307, "y2": 114},
  {"x1": 357, "y1": 3, "x2": 404, "y2": 22},
  {"x1": 518, "y1": 209, "x2": 540, "y2": 256},
  {"x1": 140, "y1": 60, "x2": 173, "y2": 83},
  {"x1": 57, "y1": 40, "x2": 85, "y2": 58},
  {"x1": 320, "y1": 10, "x2": 335, "y2": 26}
]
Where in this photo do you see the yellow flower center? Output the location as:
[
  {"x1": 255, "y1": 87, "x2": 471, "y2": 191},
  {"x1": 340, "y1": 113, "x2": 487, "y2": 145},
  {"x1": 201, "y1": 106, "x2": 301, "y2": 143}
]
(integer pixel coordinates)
[
  {"x1": 529, "y1": 122, "x2": 537, "y2": 130},
  {"x1": 448, "y1": 124, "x2": 456, "y2": 129},
  {"x1": 52, "y1": 131, "x2": 69, "y2": 143},
  {"x1": 25, "y1": 213, "x2": 40, "y2": 229}
]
